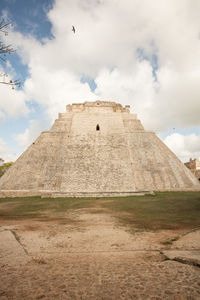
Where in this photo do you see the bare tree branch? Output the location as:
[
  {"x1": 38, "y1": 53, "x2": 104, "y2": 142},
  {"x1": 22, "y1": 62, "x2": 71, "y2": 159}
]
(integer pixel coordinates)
[
  {"x1": 0, "y1": 73, "x2": 21, "y2": 89},
  {"x1": 0, "y1": 18, "x2": 13, "y2": 34},
  {"x1": 0, "y1": 18, "x2": 20, "y2": 89},
  {"x1": 0, "y1": 19, "x2": 15, "y2": 58},
  {"x1": 0, "y1": 42, "x2": 15, "y2": 61}
]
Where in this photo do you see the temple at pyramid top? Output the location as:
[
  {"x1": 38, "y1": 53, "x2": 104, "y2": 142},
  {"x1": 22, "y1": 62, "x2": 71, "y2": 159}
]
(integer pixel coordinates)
[
  {"x1": 66, "y1": 101, "x2": 131, "y2": 113},
  {"x1": 51, "y1": 100, "x2": 144, "y2": 136},
  {"x1": 0, "y1": 100, "x2": 199, "y2": 198}
]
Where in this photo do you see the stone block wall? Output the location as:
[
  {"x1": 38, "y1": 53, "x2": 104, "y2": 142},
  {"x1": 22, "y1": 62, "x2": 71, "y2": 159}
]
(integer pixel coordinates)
[{"x1": 0, "y1": 100, "x2": 199, "y2": 196}]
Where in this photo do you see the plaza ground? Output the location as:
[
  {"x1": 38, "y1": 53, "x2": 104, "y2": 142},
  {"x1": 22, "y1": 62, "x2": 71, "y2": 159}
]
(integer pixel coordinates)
[{"x1": 0, "y1": 192, "x2": 200, "y2": 299}]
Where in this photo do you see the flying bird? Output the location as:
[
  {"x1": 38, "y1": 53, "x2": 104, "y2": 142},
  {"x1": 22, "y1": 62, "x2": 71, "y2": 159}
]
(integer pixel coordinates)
[{"x1": 72, "y1": 25, "x2": 75, "y2": 34}]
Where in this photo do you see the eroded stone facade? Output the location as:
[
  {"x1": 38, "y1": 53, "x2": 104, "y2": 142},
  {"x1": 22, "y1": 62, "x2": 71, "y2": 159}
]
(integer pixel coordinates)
[
  {"x1": 0, "y1": 101, "x2": 199, "y2": 197},
  {"x1": 185, "y1": 158, "x2": 200, "y2": 182}
]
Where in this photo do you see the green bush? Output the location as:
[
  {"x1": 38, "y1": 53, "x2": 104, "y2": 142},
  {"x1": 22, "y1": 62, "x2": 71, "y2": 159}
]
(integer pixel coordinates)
[{"x1": 0, "y1": 162, "x2": 13, "y2": 177}]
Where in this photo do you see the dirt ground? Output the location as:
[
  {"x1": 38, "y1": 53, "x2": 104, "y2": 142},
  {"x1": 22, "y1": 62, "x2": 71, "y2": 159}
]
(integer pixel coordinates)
[{"x1": 0, "y1": 207, "x2": 200, "y2": 299}]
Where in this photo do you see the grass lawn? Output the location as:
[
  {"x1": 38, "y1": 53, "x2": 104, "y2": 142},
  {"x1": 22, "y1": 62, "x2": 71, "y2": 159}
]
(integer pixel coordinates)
[
  {"x1": 0, "y1": 192, "x2": 199, "y2": 230},
  {"x1": 103, "y1": 191, "x2": 200, "y2": 230}
]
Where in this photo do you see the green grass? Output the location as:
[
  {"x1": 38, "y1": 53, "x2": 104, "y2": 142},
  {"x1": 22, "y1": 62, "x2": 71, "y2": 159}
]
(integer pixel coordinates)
[
  {"x1": 102, "y1": 192, "x2": 200, "y2": 230},
  {"x1": 0, "y1": 192, "x2": 200, "y2": 230},
  {"x1": 0, "y1": 196, "x2": 93, "y2": 220}
]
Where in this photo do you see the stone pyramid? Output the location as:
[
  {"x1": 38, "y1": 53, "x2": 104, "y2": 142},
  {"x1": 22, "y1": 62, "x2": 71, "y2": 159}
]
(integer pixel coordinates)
[{"x1": 0, "y1": 101, "x2": 199, "y2": 197}]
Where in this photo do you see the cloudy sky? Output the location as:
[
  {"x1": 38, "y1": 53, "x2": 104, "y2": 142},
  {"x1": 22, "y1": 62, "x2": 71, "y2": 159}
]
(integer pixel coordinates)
[{"x1": 0, "y1": 0, "x2": 200, "y2": 163}]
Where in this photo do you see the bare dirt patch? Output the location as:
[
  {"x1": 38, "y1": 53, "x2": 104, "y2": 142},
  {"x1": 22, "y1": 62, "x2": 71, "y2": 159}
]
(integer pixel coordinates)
[{"x1": 0, "y1": 205, "x2": 200, "y2": 299}]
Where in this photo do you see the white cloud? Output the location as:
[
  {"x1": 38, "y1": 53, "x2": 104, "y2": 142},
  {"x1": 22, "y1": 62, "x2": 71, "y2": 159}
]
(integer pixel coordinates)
[
  {"x1": 0, "y1": 138, "x2": 18, "y2": 162},
  {"x1": 1, "y1": 0, "x2": 200, "y2": 159},
  {"x1": 142, "y1": 65, "x2": 200, "y2": 132},
  {"x1": 94, "y1": 60, "x2": 156, "y2": 119},
  {"x1": 0, "y1": 66, "x2": 29, "y2": 118},
  {"x1": 15, "y1": 119, "x2": 44, "y2": 149},
  {"x1": 0, "y1": 82, "x2": 29, "y2": 118},
  {"x1": 164, "y1": 133, "x2": 200, "y2": 162},
  {"x1": 23, "y1": 67, "x2": 98, "y2": 122}
]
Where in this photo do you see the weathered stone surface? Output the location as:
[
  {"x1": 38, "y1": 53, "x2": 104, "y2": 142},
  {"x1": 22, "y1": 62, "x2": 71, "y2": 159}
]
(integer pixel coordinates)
[{"x1": 0, "y1": 101, "x2": 199, "y2": 197}]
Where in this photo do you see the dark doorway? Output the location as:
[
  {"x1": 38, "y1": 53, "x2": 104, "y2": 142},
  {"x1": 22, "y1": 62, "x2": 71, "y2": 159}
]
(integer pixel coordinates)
[{"x1": 96, "y1": 124, "x2": 100, "y2": 131}]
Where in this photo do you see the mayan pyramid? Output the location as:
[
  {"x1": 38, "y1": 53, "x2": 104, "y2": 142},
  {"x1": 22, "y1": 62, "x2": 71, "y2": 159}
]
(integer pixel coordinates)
[{"x1": 0, "y1": 101, "x2": 199, "y2": 197}]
